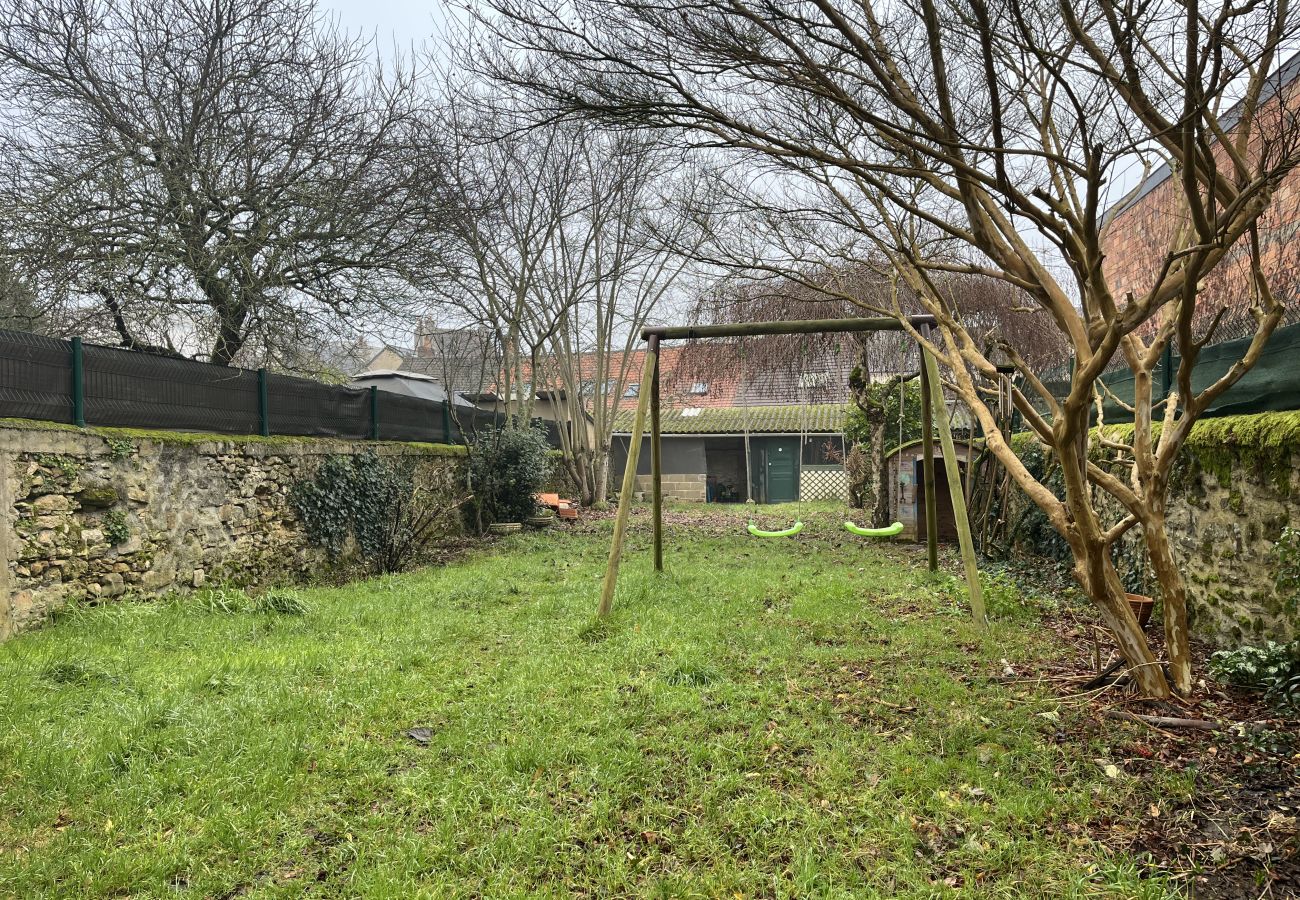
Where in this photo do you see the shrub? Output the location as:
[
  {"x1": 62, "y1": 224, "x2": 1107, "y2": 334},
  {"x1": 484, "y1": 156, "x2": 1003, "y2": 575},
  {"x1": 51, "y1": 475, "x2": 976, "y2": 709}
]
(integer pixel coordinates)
[
  {"x1": 467, "y1": 425, "x2": 553, "y2": 527},
  {"x1": 291, "y1": 451, "x2": 461, "y2": 574},
  {"x1": 844, "y1": 379, "x2": 924, "y2": 449},
  {"x1": 1209, "y1": 640, "x2": 1300, "y2": 710}
]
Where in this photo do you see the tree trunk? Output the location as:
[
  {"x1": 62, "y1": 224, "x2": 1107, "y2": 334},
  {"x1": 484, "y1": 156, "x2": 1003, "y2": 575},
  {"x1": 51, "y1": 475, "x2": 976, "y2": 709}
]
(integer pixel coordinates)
[
  {"x1": 1072, "y1": 541, "x2": 1170, "y2": 697},
  {"x1": 868, "y1": 417, "x2": 890, "y2": 527},
  {"x1": 846, "y1": 443, "x2": 868, "y2": 508},
  {"x1": 595, "y1": 450, "x2": 611, "y2": 506},
  {"x1": 1142, "y1": 511, "x2": 1194, "y2": 695},
  {"x1": 1055, "y1": 431, "x2": 1172, "y2": 698}
]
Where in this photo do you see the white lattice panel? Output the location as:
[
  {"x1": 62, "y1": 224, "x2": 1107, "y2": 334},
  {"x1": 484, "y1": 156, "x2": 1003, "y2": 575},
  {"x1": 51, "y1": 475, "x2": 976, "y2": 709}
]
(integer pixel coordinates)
[{"x1": 800, "y1": 465, "x2": 848, "y2": 501}]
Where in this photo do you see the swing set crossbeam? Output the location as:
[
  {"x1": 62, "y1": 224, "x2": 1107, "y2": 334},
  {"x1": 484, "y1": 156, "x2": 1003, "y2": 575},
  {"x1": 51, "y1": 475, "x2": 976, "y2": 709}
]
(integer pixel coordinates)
[
  {"x1": 641, "y1": 315, "x2": 935, "y2": 342},
  {"x1": 599, "y1": 313, "x2": 985, "y2": 626}
]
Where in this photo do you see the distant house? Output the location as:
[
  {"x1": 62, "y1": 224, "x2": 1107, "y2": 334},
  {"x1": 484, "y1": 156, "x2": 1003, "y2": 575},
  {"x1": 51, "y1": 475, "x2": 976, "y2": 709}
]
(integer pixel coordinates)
[
  {"x1": 407, "y1": 322, "x2": 501, "y2": 396},
  {"x1": 1101, "y1": 52, "x2": 1300, "y2": 333},
  {"x1": 360, "y1": 345, "x2": 405, "y2": 374},
  {"x1": 608, "y1": 343, "x2": 862, "y2": 503}
]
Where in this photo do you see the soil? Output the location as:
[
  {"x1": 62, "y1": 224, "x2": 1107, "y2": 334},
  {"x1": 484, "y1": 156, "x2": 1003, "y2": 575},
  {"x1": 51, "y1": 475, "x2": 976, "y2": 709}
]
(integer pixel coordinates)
[{"x1": 1028, "y1": 569, "x2": 1300, "y2": 900}]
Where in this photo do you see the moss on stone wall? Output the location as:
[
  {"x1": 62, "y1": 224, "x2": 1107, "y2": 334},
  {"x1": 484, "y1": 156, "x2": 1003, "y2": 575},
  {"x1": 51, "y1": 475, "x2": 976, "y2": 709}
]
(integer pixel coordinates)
[
  {"x1": 0, "y1": 417, "x2": 467, "y2": 457},
  {"x1": 1006, "y1": 412, "x2": 1300, "y2": 495},
  {"x1": 1184, "y1": 411, "x2": 1300, "y2": 496},
  {"x1": 995, "y1": 411, "x2": 1300, "y2": 647}
]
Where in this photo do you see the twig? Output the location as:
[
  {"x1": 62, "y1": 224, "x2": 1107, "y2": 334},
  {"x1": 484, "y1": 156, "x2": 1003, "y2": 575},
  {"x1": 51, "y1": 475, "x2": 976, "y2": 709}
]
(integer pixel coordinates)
[{"x1": 1104, "y1": 709, "x2": 1221, "y2": 731}]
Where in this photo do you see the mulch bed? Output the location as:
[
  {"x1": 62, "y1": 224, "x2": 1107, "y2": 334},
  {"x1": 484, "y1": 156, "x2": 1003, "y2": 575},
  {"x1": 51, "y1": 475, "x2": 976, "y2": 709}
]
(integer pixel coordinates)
[{"x1": 1025, "y1": 590, "x2": 1299, "y2": 899}]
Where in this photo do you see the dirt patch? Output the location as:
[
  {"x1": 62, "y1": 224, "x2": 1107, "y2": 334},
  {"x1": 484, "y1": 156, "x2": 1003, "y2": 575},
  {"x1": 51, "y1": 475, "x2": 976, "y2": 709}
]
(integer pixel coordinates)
[
  {"x1": 1081, "y1": 690, "x2": 1299, "y2": 899},
  {"x1": 1011, "y1": 594, "x2": 1300, "y2": 899}
]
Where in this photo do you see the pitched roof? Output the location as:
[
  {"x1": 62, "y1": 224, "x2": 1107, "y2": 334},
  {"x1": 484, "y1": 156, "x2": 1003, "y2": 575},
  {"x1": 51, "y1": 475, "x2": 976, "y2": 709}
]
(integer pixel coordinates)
[
  {"x1": 612, "y1": 403, "x2": 848, "y2": 435},
  {"x1": 1102, "y1": 50, "x2": 1300, "y2": 224}
]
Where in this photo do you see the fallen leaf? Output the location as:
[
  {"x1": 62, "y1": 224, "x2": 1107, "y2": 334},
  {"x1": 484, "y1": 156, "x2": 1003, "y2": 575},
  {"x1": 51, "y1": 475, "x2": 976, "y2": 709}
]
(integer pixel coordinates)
[{"x1": 405, "y1": 727, "x2": 433, "y2": 745}]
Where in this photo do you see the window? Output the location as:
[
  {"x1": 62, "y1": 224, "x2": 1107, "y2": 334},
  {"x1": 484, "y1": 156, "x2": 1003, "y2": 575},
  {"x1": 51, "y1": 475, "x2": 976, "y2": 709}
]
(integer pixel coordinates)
[
  {"x1": 624, "y1": 383, "x2": 640, "y2": 398},
  {"x1": 690, "y1": 381, "x2": 708, "y2": 395},
  {"x1": 582, "y1": 379, "x2": 617, "y2": 397}
]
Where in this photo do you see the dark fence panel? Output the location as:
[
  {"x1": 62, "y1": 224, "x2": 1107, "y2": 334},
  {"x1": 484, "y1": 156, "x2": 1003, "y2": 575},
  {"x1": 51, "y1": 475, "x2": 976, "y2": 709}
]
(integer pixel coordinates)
[
  {"x1": 376, "y1": 391, "x2": 452, "y2": 443},
  {"x1": 454, "y1": 407, "x2": 513, "y2": 441},
  {"x1": 0, "y1": 327, "x2": 566, "y2": 447},
  {"x1": 1028, "y1": 320, "x2": 1300, "y2": 423},
  {"x1": 263, "y1": 373, "x2": 371, "y2": 439},
  {"x1": 1097, "y1": 320, "x2": 1300, "y2": 421},
  {"x1": 83, "y1": 344, "x2": 261, "y2": 433},
  {"x1": 0, "y1": 330, "x2": 74, "y2": 423}
]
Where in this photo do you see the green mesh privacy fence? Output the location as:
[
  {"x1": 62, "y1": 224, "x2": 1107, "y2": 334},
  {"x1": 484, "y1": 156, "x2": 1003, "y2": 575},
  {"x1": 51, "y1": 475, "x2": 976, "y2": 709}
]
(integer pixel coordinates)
[
  {"x1": 1030, "y1": 320, "x2": 1300, "y2": 421},
  {"x1": 0, "y1": 328, "x2": 515, "y2": 443}
]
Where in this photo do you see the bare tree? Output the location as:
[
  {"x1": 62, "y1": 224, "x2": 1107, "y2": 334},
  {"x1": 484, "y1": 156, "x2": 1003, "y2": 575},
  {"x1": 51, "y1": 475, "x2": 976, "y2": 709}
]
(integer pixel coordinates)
[
  {"x1": 480, "y1": 0, "x2": 1300, "y2": 697},
  {"x1": 545, "y1": 135, "x2": 705, "y2": 506},
  {"x1": 432, "y1": 92, "x2": 587, "y2": 421},
  {"x1": 432, "y1": 84, "x2": 703, "y2": 503},
  {"x1": 0, "y1": 0, "x2": 448, "y2": 367}
]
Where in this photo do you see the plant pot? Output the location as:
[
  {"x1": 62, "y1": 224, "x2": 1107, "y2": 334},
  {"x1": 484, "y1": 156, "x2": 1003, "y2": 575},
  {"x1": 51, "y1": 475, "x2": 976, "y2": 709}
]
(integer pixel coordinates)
[
  {"x1": 1125, "y1": 593, "x2": 1154, "y2": 629},
  {"x1": 525, "y1": 515, "x2": 555, "y2": 528},
  {"x1": 488, "y1": 522, "x2": 522, "y2": 535}
]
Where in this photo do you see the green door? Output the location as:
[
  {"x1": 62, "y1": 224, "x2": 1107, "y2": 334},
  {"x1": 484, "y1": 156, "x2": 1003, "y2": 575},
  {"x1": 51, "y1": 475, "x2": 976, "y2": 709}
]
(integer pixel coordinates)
[{"x1": 764, "y1": 439, "x2": 799, "y2": 503}]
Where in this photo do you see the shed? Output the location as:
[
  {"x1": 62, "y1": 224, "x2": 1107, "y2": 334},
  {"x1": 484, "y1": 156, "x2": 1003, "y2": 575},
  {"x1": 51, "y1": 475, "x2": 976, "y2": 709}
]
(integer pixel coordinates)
[{"x1": 885, "y1": 438, "x2": 975, "y2": 540}]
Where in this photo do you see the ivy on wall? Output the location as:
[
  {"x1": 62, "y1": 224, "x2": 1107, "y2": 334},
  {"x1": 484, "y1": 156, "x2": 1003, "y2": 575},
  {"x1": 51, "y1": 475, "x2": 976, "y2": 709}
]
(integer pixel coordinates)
[{"x1": 290, "y1": 451, "x2": 461, "y2": 574}]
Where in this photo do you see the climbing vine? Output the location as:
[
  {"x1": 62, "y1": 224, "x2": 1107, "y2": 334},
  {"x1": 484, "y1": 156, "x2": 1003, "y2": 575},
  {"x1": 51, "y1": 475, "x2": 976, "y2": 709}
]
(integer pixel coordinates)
[{"x1": 291, "y1": 451, "x2": 461, "y2": 574}]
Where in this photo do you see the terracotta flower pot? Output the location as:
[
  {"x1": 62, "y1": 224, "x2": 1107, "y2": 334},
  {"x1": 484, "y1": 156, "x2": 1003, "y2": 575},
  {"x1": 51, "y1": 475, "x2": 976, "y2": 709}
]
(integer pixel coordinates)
[
  {"x1": 488, "y1": 522, "x2": 522, "y2": 535},
  {"x1": 1125, "y1": 593, "x2": 1155, "y2": 629}
]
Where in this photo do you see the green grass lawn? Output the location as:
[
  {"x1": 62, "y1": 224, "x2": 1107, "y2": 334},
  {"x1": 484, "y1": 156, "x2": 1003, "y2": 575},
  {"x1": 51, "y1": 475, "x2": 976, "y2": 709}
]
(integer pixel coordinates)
[{"x1": 0, "y1": 504, "x2": 1183, "y2": 898}]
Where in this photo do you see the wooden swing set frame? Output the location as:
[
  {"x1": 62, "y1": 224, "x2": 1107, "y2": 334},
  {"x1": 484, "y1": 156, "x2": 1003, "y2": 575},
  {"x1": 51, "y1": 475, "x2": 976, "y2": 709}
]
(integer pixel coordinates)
[{"x1": 597, "y1": 315, "x2": 986, "y2": 624}]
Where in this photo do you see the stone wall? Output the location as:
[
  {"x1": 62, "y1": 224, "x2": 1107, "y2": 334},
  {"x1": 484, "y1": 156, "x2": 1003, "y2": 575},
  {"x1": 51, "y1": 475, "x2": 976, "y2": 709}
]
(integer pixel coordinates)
[
  {"x1": 1000, "y1": 412, "x2": 1300, "y2": 648},
  {"x1": 0, "y1": 422, "x2": 466, "y2": 640}
]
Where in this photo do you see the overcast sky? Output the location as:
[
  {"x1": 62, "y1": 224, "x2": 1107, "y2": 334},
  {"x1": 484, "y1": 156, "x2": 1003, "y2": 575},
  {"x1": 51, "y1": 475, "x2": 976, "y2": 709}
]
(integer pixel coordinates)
[{"x1": 323, "y1": 0, "x2": 449, "y2": 51}]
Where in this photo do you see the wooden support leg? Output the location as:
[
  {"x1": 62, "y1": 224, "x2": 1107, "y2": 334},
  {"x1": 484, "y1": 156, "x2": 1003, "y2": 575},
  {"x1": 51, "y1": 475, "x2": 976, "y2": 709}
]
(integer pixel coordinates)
[
  {"x1": 920, "y1": 353, "x2": 939, "y2": 572},
  {"x1": 922, "y1": 348, "x2": 987, "y2": 626},
  {"x1": 650, "y1": 336, "x2": 663, "y2": 572},
  {"x1": 597, "y1": 346, "x2": 659, "y2": 618}
]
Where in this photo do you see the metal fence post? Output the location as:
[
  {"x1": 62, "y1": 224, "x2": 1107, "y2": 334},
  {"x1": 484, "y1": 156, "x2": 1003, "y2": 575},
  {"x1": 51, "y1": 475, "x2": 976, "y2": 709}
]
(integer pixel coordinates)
[
  {"x1": 70, "y1": 336, "x2": 85, "y2": 427},
  {"x1": 1161, "y1": 343, "x2": 1173, "y2": 400},
  {"x1": 257, "y1": 368, "x2": 270, "y2": 437},
  {"x1": 369, "y1": 385, "x2": 379, "y2": 440}
]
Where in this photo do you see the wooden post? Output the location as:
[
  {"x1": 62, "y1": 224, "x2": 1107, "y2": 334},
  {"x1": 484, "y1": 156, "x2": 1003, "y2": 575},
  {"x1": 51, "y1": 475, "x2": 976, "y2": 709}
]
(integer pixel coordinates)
[
  {"x1": 650, "y1": 336, "x2": 663, "y2": 572},
  {"x1": 597, "y1": 346, "x2": 658, "y2": 617},
  {"x1": 922, "y1": 348, "x2": 987, "y2": 625},
  {"x1": 919, "y1": 352, "x2": 939, "y2": 571}
]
